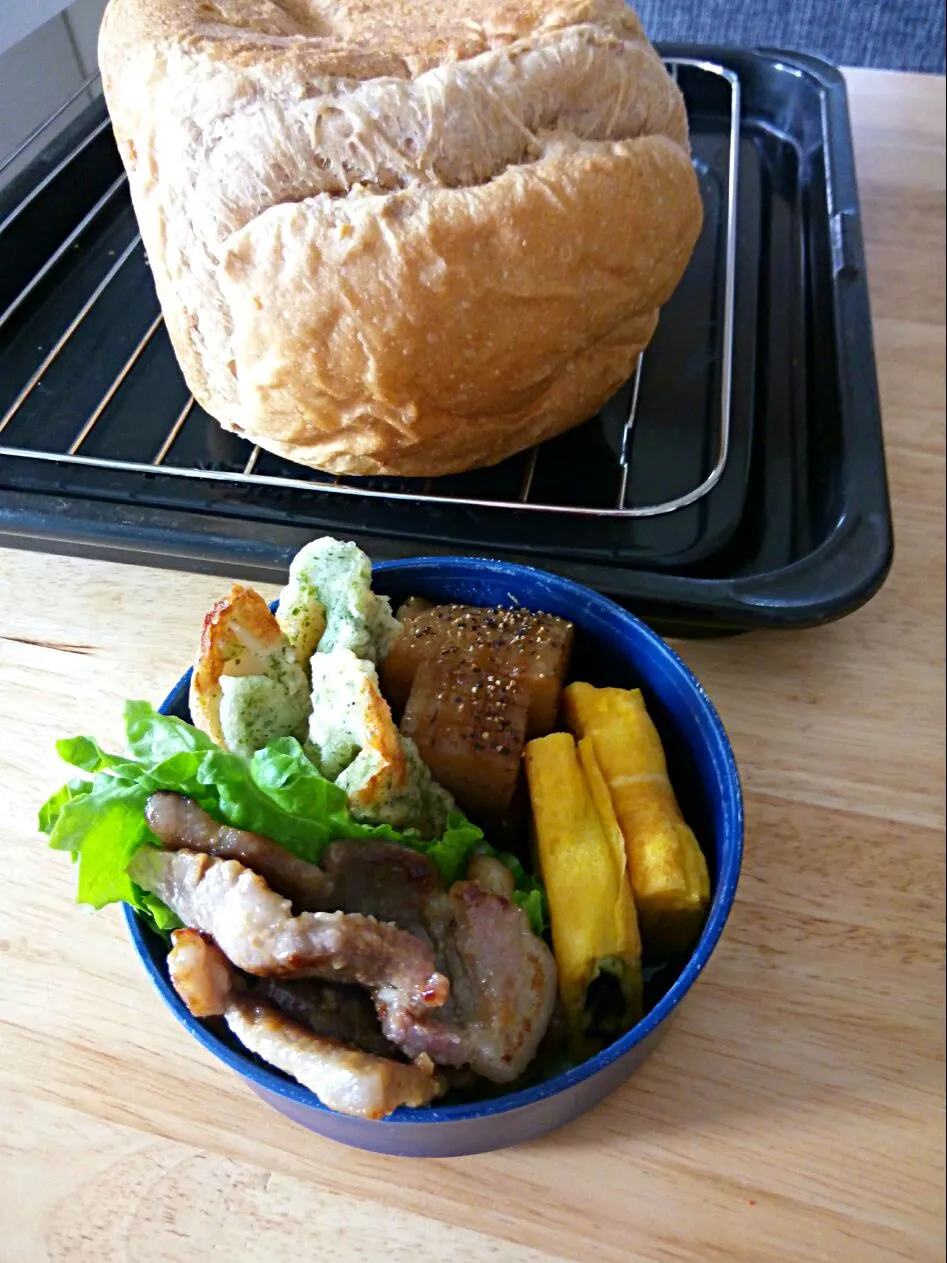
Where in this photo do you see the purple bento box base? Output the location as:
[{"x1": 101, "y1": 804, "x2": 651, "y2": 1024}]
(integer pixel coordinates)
[{"x1": 124, "y1": 556, "x2": 743, "y2": 1158}]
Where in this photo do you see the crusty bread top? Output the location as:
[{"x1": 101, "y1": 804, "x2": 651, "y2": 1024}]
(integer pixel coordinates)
[
  {"x1": 103, "y1": 0, "x2": 648, "y2": 81},
  {"x1": 99, "y1": 0, "x2": 700, "y2": 476},
  {"x1": 101, "y1": 0, "x2": 683, "y2": 201}
]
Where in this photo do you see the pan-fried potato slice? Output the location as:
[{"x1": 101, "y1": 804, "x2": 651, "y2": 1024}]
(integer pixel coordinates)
[
  {"x1": 562, "y1": 682, "x2": 710, "y2": 952},
  {"x1": 525, "y1": 731, "x2": 642, "y2": 1053},
  {"x1": 189, "y1": 585, "x2": 311, "y2": 756},
  {"x1": 276, "y1": 537, "x2": 400, "y2": 666}
]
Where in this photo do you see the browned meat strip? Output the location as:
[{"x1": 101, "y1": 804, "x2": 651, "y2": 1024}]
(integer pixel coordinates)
[
  {"x1": 226, "y1": 1001, "x2": 442, "y2": 1119},
  {"x1": 166, "y1": 930, "x2": 442, "y2": 1119},
  {"x1": 169, "y1": 930, "x2": 401, "y2": 1060},
  {"x1": 299, "y1": 842, "x2": 557, "y2": 1082},
  {"x1": 145, "y1": 791, "x2": 331, "y2": 910},
  {"x1": 142, "y1": 821, "x2": 555, "y2": 1085},
  {"x1": 379, "y1": 881, "x2": 558, "y2": 1084},
  {"x1": 465, "y1": 854, "x2": 516, "y2": 898},
  {"x1": 129, "y1": 848, "x2": 449, "y2": 1016},
  {"x1": 320, "y1": 839, "x2": 442, "y2": 941},
  {"x1": 251, "y1": 978, "x2": 401, "y2": 1060},
  {"x1": 167, "y1": 927, "x2": 236, "y2": 1016}
]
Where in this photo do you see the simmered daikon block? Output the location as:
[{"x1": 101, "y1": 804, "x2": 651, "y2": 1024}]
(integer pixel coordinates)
[
  {"x1": 400, "y1": 657, "x2": 530, "y2": 820},
  {"x1": 381, "y1": 604, "x2": 573, "y2": 736}
]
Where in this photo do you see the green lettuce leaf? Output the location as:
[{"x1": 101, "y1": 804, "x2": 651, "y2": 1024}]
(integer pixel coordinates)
[
  {"x1": 54, "y1": 735, "x2": 143, "y2": 779},
  {"x1": 136, "y1": 888, "x2": 184, "y2": 933},
  {"x1": 417, "y1": 812, "x2": 485, "y2": 886},
  {"x1": 39, "y1": 700, "x2": 548, "y2": 936},
  {"x1": 513, "y1": 887, "x2": 547, "y2": 936},
  {"x1": 37, "y1": 777, "x2": 93, "y2": 835},
  {"x1": 124, "y1": 700, "x2": 218, "y2": 760}
]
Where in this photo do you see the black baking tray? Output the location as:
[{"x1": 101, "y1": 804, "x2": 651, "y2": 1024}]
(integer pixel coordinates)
[{"x1": 0, "y1": 46, "x2": 891, "y2": 636}]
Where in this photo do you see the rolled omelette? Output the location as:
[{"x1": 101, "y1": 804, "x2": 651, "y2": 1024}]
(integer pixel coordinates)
[
  {"x1": 561, "y1": 682, "x2": 711, "y2": 953},
  {"x1": 524, "y1": 731, "x2": 642, "y2": 1054}
]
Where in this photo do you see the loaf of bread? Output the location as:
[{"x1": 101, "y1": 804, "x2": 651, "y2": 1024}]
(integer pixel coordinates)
[{"x1": 99, "y1": 0, "x2": 702, "y2": 477}]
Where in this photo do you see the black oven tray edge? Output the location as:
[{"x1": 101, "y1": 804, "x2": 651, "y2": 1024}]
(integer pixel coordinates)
[{"x1": 0, "y1": 488, "x2": 892, "y2": 637}]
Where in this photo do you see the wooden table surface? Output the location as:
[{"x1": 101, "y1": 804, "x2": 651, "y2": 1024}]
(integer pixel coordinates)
[{"x1": 1, "y1": 68, "x2": 944, "y2": 1263}]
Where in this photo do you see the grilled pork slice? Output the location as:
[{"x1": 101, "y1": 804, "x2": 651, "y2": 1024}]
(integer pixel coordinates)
[
  {"x1": 167, "y1": 925, "x2": 234, "y2": 1017},
  {"x1": 145, "y1": 792, "x2": 331, "y2": 911},
  {"x1": 380, "y1": 882, "x2": 558, "y2": 1084},
  {"x1": 321, "y1": 839, "x2": 443, "y2": 944},
  {"x1": 144, "y1": 821, "x2": 556, "y2": 1084},
  {"x1": 292, "y1": 838, "x2": 556, "y2": 1080},
  {"x1": 167, "y1": 930, "x2": 441, "y2": 1118},
  {"x1": 465, "y1": 854, "x2": 516, "y2": 898},
  {"x1": 400, "y1": 658, "x2": 530, "y2": 820},
  {"x1": 128, "y1": 848, "x2": 449, "y2": 1015},
  {"x1": 146, "y1": 794, "x2": 447, "y2": 934},
  {"x1": 168, "y1": 918, "x2": 404, "y2": 1059},
  {"x1": 251, "y1": 978, "x2": 400, "y2": 1060},
  {"x1": 381, "y1": 604, "x2": 574, "y2": 737},
  {"x1": 227, "y1": 1001, "x2": 441, "y2": 1118}
]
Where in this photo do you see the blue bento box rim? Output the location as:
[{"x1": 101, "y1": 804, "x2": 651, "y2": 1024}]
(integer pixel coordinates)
[{"x1": 124, "y1": 555, "x2": 744, "y2": 1127}]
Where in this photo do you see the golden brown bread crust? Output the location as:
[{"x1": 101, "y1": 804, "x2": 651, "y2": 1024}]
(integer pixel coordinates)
[{"x1": 99, "y1": 0, "x2": 702, "y2": 476}]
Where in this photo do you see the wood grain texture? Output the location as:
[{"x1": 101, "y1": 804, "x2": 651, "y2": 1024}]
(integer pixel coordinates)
[{"x1": 0, "y1": 68, "x2": 944, "y2": 1263}]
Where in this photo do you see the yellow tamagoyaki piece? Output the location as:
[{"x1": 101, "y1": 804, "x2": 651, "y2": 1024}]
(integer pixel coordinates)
[
  {"x1": 524, "y1": 731, "x2": 642, "y2": 1054},
  {"x1": 562, "y1": 682, "x2": 710, "y2": 953}
]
